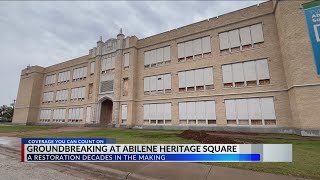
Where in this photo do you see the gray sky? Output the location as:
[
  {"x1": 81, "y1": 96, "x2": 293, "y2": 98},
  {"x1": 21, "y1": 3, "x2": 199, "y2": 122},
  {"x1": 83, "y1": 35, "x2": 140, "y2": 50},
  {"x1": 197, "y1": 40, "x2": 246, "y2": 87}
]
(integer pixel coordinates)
[{"x1": 0, "y1": 1, "x2": 264, "y2": 106}]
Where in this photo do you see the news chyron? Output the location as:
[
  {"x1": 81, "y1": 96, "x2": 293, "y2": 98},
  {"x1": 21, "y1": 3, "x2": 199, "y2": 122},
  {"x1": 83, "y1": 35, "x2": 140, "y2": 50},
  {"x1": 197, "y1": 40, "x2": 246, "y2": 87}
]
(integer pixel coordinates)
[{"x1": 21, "y1": 138, "x2": 292, "y2": 162}]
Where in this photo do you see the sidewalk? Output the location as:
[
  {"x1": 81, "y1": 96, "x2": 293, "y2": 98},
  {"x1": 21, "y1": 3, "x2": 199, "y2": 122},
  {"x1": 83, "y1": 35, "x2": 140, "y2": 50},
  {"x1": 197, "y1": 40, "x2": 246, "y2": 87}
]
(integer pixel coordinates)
[{"x1": 0, "y1": 136, "x2": 306, "y2": 180}]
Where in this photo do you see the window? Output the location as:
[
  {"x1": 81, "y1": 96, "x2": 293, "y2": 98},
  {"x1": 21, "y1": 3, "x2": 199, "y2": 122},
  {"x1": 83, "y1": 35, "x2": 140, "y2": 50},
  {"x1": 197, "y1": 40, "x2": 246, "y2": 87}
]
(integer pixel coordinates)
[
  {"x1": 85, "y1": 107, "x2": 92, "y2": 124},
  {"x1": 219, "y1": 23, "x2": 264, "y2": 54},
  {"x1": 178, "y1": 67, "x2": 214, "y2": 92},
  {"x1": 70, "y1": 87, "x2": 85, "y2": 101},
  {"x1": 179, "y1": 101, "x2": 216, "y2": 125},
  {"x1": 57, "y1": 71, "x2": 70, "y2": 84},
  {"x1": 52, "y1": 109, "x2": 66, "y2": 123},
  {"x1": 101, "y1": 56, "x2": 116, "y2": 73},
  {"x1": 42, "y1": 92, "x2": 54, "y2": 103},
  {"x1": 88, "y1": 83, "x2": 93, "y2": 99},
  {"x1": 55, "y1": 89, "x2": 68, "y2": 102},
  {"x1": 144, "y1": 74, "x2": 171, "y2": 95},
  {"x1": 225, "y1": 97, "x2": 276, "y2": 126},
  {"x1": 123, "y1": 78, "x2": 129, "y2": 96},
  {"x1": 222, "y1": 59, "x2": 270, "y2": 88},
  {"x1": 72, "y1": 66, "x2": 87, "y2": 81},
  {"x1": 39, "y1": 109, "x2": 51, "y2": 122},
  {"x1": 144, "y1": 46, "x2": 170, "y2": 68},
  {"x1": 177, "y1": 36, "x2": 211, "y2": 62},
  {"x1": 45, "y1": 74, "x2": 56, "y2": 86},
  {"x1": 124, "y1": 53, "x2": 129, "y2": 70},
  {"x1": 90, "y1": 62, "x2": 95, "y2": 75},
  {"x1": 121, "y1": 104, "x2": 128, "y2": 124},
  {"x1": 68, "y1": 107, "x2": 83, "y2": 123},
  {"x1": 144, "y1": 103, "x2": 171, "y2": 124}
]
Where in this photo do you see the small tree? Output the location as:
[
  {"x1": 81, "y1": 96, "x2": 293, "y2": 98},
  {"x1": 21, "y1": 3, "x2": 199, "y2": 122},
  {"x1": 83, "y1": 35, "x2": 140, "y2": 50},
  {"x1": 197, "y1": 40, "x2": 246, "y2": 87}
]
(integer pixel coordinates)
[{"x1": 0, "y1": 105, "x2": 14, "y2": 121}]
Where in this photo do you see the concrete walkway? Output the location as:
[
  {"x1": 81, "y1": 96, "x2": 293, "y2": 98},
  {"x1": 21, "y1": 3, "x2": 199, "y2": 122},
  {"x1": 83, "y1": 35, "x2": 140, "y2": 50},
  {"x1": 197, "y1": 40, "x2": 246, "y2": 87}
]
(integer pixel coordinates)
[{"x1": 0, "y1": 136, "x2": 307, "y2": 180}]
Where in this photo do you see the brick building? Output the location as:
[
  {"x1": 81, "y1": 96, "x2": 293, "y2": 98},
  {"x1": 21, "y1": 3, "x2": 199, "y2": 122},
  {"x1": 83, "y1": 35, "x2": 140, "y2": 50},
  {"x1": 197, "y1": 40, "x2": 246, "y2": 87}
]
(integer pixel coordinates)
[{"x1": 12, "y1": 0, "x2": 320, "y2": 136}]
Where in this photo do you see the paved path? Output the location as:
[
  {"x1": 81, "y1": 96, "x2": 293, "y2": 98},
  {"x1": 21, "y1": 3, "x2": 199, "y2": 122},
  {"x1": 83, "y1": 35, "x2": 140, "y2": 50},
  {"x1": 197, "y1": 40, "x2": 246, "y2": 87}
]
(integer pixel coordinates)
[{"x1": 0, "y1": 136, "x2": 307, "y2": 180}]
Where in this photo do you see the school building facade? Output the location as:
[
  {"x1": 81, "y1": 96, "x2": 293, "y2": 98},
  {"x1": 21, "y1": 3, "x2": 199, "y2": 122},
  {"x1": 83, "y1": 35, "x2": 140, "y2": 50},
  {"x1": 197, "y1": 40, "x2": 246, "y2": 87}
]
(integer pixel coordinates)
[{"x1": 12, "y1": 0, "x2": 320, "y2": 136}]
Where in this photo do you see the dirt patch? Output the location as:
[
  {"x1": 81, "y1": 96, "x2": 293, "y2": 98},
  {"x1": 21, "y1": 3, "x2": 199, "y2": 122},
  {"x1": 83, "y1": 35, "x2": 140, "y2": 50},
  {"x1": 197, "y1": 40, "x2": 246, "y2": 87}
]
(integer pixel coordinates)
[{"x1": 178, "y1": 130, "x2": 260, "y2": 144}]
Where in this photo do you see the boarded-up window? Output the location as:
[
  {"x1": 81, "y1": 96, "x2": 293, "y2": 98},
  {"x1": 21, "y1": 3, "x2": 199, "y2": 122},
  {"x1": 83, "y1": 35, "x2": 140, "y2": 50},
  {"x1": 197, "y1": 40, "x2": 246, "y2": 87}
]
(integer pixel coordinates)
[
  {"x1": 123, "y1": 78, "x2": 129, "y2": 96},
  {"x1": 178, "y1": 71, "x2": 186, "y2": 90},
  {"x1": 121, "y1": 105, "x2": 127, "y2": 124},
  {"x1": 58, "y1": 71, "x2": 70, "y2": 83},
  {"x1": 261, "y1": 98, "x2": 276, "y2": 120},
  {"x1": 202, "y1": 36, "x2": 211, "y2": 54},
  {"x1": 178, "y1": 36, "x2": 211, "y2": 60},
  {"x1": 185, "y1": 41, "x2": 193, "y2": 57},
  {"x1": 86, "y1": 107, "x2": 91, "y2": 124},
  {"x1": 45, "y1": 74, "x2": 56, "y2": 85},
  {"x1": 222, "y1": 58, "x2": 270, "y2": 87},
  {"x1": 163, "y1": 46, "x2": 170, "y2": 62},
  {"x1": 228, "y1": 29, "x2": 241, "y2": 48},
  {"x1": 222, "y1": 65, "x2": 233, "y2": 87},
  {"x1": 251, "y1": 24, "x2": 264, "y2": 43},
  {"x1": 72, "y1": 67, "x2": 87, "y2": 81},
  {"x1": 225, "y1": 99, "x2": 237, "y2": 125},
  {"x1": 144, "y1": 46, "x2": 170, "y2": 67},
  {"x1": 239, "y1": 27, "x2": 252, "y2": 46},
  {"x1": 186, "y1": 70, "x2": 195, "y2": 88},
  {"x1": 39, "y1": 109, "x2": 52, "y2": 122},
  {"x1": 225, "y1": 97, "x2": 276, "y2": 126},
  {"x1": 178, "y1": 43, "x2": 185, "y2": 59},
  {"x1": 179, "y1": 102, "x2": 187, "y2": 121},
  {"x1": 219, "y1": 23, "x2": 264, "y2": 52},
  {"x1": 150, "y1": 50, "x2": 157, "y2": 65},
  {"x1": 150, "y1": 76, "x2": 157, "y2": 92},
  {"x1": 144, "y1": 51, "x2": 150, "y2": 67},
  {"x1": 144, "y1": 103, "x2": 171, "y2": 124},
  {"x1": 156, "y1": 48, "x2": 163, "y2": 64},
  {"x1": 144, "y1": 74, "x2": 171, "y2": 94},
  {"x1": 68, "y1": 107, "x2": 83, "y2": 123},
  {"x1": 90, "y1": 62, "x2": 95, "y2": 75},
  {"x1": 256, "y1": 59, "x2": 270, "y2": 81},
  {"x1": 244, "y1": 61, "x2": 257, "y2": 81},
  {"x1": 179, "y1": 100, "x2": 216, "y2": 124},
  {"x1": 163, "y1": 74, "x2": 171, "y2": 92},
  {"x1": 55, "y1": 89, "x2": 68, "y2": 102},
  {"x1": 124, "y1": 53, "x2": 129, "y2": 68},
  {"x1": 219, "y1": 32, "x2": 229, "y2": 50},
  {"x1": 179, "y1": 67, "x2": 214, "y2": 91},
  {"x1": 71, "y1": 87, "x2": 85, "y2": 100},
  {"x1": 43, "y1": 92, "x2": 54, "y2": 103},
  {"x1": 193, "y1": 39, "x2": 202, "y2": 56},
  {"x1": 157, "y1": 75, "x2": 164, "y2": 93},
  {"x1": 52, "y1": 109, "x2": 66, "y2": 123},
  {"x1": 232, "y1": 63, "x2": 245, "y2": 87},
  {"x1": 144, "y1": 77, "x2": 150, "y2": 93}
]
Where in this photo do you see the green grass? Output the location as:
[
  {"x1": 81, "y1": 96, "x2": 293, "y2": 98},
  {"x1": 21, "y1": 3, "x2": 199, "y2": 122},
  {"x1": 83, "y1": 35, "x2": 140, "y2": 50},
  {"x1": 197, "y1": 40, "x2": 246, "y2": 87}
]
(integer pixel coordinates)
[
  {"x1": 18, "y1": 128, "x2": 320, "y2": 179},
  {"x1": 0, "y1": 124, "x2": 56, "y2": 133},
  {"x1": 210, "y1": 138, "x2": 320, "y2": 180}
]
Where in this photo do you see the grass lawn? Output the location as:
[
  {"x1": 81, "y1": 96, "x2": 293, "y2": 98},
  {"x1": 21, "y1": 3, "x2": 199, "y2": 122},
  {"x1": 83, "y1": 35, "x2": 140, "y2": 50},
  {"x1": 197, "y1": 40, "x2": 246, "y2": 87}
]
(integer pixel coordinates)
[
  {"x1": 0, "y1": 123, "x2": 57, "y2": 133},
  {"x1": 19, "y1": 128, "x2": 320, "y2": 179},
  {"x1": 210, "y1": 137, "x2": 320, "y2": 180}
]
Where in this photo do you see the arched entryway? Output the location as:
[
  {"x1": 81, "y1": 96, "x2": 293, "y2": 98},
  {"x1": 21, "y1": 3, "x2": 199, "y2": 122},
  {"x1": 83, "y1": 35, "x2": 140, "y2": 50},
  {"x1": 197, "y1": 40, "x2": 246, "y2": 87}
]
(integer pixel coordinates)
[{"x1": 99, "y1": 98, "x2": 113, "y2": 125}]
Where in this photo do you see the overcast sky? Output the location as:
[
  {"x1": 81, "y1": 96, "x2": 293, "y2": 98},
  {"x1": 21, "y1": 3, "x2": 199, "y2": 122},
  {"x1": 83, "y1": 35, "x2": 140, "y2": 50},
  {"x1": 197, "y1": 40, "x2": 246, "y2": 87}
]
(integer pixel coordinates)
[{"x1": 0, "y1": 1, "x2": 264, "y2": 106}]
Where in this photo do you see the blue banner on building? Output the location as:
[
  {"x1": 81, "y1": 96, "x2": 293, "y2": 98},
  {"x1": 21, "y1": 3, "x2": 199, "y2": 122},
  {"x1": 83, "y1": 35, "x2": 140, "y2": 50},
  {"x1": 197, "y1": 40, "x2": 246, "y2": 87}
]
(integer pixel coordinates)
[{"x1": 304, "y1": 1, "x2": 320, "y2": 75}]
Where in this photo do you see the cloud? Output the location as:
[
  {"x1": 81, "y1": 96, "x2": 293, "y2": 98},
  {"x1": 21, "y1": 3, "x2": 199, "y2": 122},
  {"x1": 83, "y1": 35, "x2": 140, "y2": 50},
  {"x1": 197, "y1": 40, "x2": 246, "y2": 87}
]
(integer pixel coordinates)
[{"x1": 0, "y1": 1, "x2": 264, "y2": 105}]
